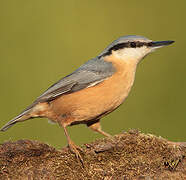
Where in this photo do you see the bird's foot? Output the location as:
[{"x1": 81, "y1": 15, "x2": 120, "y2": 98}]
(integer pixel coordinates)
[
  {"x1": 68, "y1": 140, "x2": 84, "y2": 166},
  {"x1": 87, "y1": 120, "x2": 112, "y2": 138},
  {"x1": 99, "y1": 130, "x2": 112, "y2": 138}
]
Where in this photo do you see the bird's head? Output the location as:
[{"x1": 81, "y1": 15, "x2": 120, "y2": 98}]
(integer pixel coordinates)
[{"x1": 99, "y1": 35, "x2": 174, "y2": 63}]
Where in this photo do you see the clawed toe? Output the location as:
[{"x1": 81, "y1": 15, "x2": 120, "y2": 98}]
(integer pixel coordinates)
[{"x1": 68, "y1": 141, "x2": 84, "y2": 165}]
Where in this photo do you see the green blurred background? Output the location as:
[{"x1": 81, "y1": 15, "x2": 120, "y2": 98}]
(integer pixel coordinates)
[{"x1": 0, "y1": 0, "x2": 185, "y2": 148}]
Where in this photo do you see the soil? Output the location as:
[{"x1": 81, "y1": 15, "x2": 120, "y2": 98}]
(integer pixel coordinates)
[{"x1": 0, "y1": 130, "x2": 185, "y2": 180}]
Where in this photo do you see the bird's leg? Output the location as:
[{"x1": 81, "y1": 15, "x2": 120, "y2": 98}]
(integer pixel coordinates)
[
  {"x1": 60, "y1": 122, "x2": 83, "y2": 164},
  {"x1": 87, "y1": 119, "x2": 112, "y2": 137}
]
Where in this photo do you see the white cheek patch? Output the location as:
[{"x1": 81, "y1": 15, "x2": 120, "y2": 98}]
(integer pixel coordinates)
[{"x1": 113, "y1": 47, "x2": 150, "y2": 62}]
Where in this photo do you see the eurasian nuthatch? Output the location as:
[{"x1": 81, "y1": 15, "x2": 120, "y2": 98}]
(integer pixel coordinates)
[{"x1": 1, "y1": 35, "x2": 174, "y2": 162}]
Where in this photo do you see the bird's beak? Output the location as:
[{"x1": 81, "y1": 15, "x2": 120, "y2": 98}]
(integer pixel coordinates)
[{"x1": 150, "y1": 40, "x2": 175, "y2": 49}]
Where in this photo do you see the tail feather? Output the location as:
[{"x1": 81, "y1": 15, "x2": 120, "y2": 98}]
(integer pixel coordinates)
[
  {"x1": 1, "y1": 109, "x2": 32, "y2": 132},
  {"x1": 0, "y1": 100, "x2": 40, "y2": 132}
]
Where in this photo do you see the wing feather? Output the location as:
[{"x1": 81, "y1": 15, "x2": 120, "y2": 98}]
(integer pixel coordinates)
[{"x1": 35, "y1": 57, "x2": 115, "y2": 103}]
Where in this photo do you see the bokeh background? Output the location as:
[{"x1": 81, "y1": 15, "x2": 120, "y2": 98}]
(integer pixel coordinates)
[{"x1": 0, "y1": 0, "x2": 185, "y2": 148}]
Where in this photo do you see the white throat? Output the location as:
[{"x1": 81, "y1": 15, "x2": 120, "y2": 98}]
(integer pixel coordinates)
[{"x1": 112, "y1": 46, "x2": 151, "y2": 63}]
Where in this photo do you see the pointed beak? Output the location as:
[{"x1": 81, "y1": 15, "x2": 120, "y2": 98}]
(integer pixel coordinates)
[{"x1": 150, "y1": 40, "x2": 175, "y2": 49}]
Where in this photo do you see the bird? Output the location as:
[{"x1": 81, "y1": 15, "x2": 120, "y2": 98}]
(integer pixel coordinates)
[{"x1": 1, "y1": 35, "x2": 174, "y2": 162}]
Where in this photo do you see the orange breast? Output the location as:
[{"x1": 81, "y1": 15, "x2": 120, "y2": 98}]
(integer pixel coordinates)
[{"x1": 48, "y1": 56, "x2": 138, "y2": 126}]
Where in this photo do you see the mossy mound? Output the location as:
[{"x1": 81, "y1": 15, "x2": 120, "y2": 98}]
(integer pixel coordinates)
[{"x1": 0, "y1": 130, "x2": 185, "y2": 179}]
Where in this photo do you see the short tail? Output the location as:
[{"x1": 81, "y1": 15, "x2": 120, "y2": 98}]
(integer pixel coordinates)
[{"x1": 1, "y1": 107, "x2": 34, "y2": 132}]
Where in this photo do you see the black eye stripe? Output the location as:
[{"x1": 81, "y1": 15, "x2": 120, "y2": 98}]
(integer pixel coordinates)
[
  {"x1": 109, "y1": 41, "x2": 149, "y2": 51},
  {"x1": 147, "y1": 42, "x2": 153, "y2": 46},
  {"x1": 100, "y1": 41, "x2": 151, "y2": 58},
  {"x1": 130, "y1": 42, "x2": 136, "y2": 47}
]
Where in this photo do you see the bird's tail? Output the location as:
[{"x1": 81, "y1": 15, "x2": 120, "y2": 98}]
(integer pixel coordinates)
[{"x1": 0, "y1": 105, "x2": 35, "y2": 132}]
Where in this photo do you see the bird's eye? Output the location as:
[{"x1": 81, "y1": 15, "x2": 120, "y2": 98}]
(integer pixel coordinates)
[{"x1": 130, "y1": 42, "x2": 136, "y2": 48}]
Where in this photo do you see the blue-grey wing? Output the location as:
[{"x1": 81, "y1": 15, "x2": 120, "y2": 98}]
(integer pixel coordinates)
[
  {"x1": 0, "y1": 57, "x2": 115, "y2": 132},
  {"x1": 36, "y1": 57, "x2": 115, "y2": 103}
]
